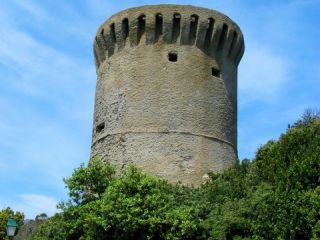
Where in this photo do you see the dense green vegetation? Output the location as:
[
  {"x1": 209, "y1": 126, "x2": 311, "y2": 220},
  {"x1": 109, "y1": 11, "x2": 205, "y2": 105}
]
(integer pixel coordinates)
[
  {"x1": 0, "y1": 207, "x2": 24, "y2": 240},
  {"x1": 26, "y1": 112, "x2": 320, "y2": 239}
]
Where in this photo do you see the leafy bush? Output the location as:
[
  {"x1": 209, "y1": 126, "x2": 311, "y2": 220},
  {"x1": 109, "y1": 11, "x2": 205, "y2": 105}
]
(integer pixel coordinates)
[{"x1": 31, "y1": 113, "x2": 320, "y2": 239}]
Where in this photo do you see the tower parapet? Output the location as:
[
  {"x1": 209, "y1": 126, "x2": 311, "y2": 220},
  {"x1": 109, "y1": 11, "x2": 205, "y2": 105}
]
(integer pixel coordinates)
[
  {"x1": 94, "y1": 5, "x2": 244, "y2": 68},
  {"x1": 91, "y1": 5, "x2": 245, "y2": 186}
]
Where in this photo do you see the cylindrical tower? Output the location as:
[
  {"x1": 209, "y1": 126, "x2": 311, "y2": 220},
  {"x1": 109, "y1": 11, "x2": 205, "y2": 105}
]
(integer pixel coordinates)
[{"x1": 91, "y1": 4, "x2": 244, "y2": 185}]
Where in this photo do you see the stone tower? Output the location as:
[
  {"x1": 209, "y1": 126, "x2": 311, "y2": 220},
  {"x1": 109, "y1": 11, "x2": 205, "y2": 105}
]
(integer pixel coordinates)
[{"x1": 91, "y1": 4, "x2": 244, "y2": 185}]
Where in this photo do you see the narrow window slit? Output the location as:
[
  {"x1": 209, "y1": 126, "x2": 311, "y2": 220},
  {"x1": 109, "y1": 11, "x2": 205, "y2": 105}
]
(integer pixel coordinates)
[
  {"x1": 217, "y1": 24, "x2": 228, "y2": 51},
  {"x1": 96, "y1": 122, "x2": 105, "y2": 133},
  {"x1": 212, "y1": 67, "x2": 221, "y2": 77},
  {"x1": 110, "y1": 23, "x2": 116, "y2": 42},
  {"x1": 172, "y1": 13, "x2": 181, "y2": 43},
  {"x1": 228, "y1": 31, "x2": 237, "y2": 56},
  {"x1": 168, "y1": 52, "x2": 178, "y2": 62},
  {"x1": 100, "y1": 28, "x2": 104, "y2": 35},
  {"x1": 137, "y1": 14, "x2": 146, "y2": 44},
  {"x1": 155, "y1": 13, "x2": 163, "y2": 42},
  {"x1": 189, "y1": 14, "x2": 198, "y2": 44},
  {"x1": 122, "y1": 18, "x2": 129, "y2": 40},
  {"x1": 204, "y1": 18, "x2": 214, "y2": 50}
]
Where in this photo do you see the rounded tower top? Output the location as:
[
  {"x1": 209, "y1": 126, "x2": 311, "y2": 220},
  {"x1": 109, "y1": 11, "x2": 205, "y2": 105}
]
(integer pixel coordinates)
[{"x1": 93, "y1": 4, "x2": 244, "y2": 69}]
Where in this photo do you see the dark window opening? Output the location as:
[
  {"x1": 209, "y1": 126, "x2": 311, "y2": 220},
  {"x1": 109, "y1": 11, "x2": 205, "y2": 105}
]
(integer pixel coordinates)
[
  {"x1": 96, "y1": 122, "x2": 105, "y2": 133},
  {"x1": 137, "y1": 14, "x2": 146, "y2": 44},
  {"x1": 189, "y1": 14, "x2": 199, "y2": 44},
  {"x1": 122, "y1": 18, "x2": 129, "y2": 40},
  {"x1": 168, "y1": 52, "x2": 178, "y2": 62},
  {"x1": 155, "y1": 13, "x2": 163, "y2": 42},
  {"x1": 204, "y1": 18, "x2": 214, "y2": 50},
  {"x1": 172, "y1": 13, "x2": 181, "y2": 43},
  {"x1": 217, "y1": 24, "x2": 228, "y2": 51},
  {"x1": 110, "y1": 23, "x2": 116, "y2": 42},
  {"x1": 212, "y1": 67, "x2": 221, "y2": 77}
]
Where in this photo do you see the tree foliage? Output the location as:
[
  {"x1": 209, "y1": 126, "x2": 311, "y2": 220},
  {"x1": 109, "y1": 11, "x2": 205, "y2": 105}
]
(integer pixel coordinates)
[
  {"x1": 0, "y1": 207, "x2": 24, "y2": 240},
  {"x1": 31, "y1": 113, "x2": 320, "y2": 239}
]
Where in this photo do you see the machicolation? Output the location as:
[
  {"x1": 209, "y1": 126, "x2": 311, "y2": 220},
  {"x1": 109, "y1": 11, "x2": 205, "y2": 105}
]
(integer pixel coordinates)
[{"x1": 91, "y1": 4, "x2": 245, "y2": 186}]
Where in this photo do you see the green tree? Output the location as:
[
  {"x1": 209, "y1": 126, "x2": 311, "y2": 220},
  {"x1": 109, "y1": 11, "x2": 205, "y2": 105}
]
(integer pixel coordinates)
[
  {"x1": 32, "y1": 161, "x2": 206, "y2": 239},
  {"x1": 31, "y1": 111, "x2": 320, "y2": 240},
  {"x1": 63, "y1": 157, "x2": 116, "y2": 205}
]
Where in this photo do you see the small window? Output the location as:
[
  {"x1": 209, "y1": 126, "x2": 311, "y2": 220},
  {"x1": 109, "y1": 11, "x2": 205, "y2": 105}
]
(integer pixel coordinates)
[
  {"x1": 212, "y1": 67, "x2": 221, "y2": 77},
  {"x1": 168, "y1": 52, "x2": 177, "y2": 62},
  {"x1": 96, "y1": 122, "x2": 105, "y2": 133}
]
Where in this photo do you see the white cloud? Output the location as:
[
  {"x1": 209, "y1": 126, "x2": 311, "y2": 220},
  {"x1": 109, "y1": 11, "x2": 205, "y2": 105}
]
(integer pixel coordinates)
[
  {"x1": 0, "y1": 1, "x2": 93, "y2": 213},
  {"x1": 19, "y1": 194, "x2": 58, "y2": 218},
  {"x1": 0, "y1": 194, "x2": 59, "y2": 219}
]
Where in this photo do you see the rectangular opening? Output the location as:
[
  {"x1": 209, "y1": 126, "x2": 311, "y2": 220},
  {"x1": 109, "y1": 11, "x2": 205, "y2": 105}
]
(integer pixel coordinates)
[
  {"x1": 189, "y1": 14, "x2": 199, "y2": 44},
  {"x1": 172, "y1": 13, "x2": 181, "y2": 43},
  {"x1": 212, "y1": 67, "x2": 221, "y2": 77},
  {"x1": 204, "y1": 18, "x2": 214, "y2": 50},
  {"x1": 96, "y1": 122, "x2": 105, "y2": 133},
  {"x1": 137, "y1": 15, "x2": 146, "y2": 44},
  {"x1": 168, "y1": 52, "x2": 177, "y2": 62},
  {"x1": 155, "y1": 13, "x2": 163, "y2": 42},
  {"x1": 217, "y1": 24, "x2": 228, "y2": 51},
  {"x1": 122, "y1": 18, "x2": 129, "y2": 40},
  {"x1": 110, "y1": 23, "x2": 116, "y2": 42}
]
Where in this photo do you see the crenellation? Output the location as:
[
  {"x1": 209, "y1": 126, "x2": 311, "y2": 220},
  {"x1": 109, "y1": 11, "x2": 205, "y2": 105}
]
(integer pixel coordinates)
[
  {"x1": 128, "y1": 17, "x2": 139, "y2": 47},
  {"x1": 145, "y1": 13, "x2": 156, "y2": 44},
  {"x1": 114, "y1": 20, "x2": 125, "y2": 49},
  {"x1": 93, "y1": 5, "x2": 244, "y2": 68},
  {"x1": 195, "y1": 18, "x2": 208, "y2": 52},
  {"x1": 162, "y1": 12, "x2": 174, "y2": 44},
  {"x1": 222, "y1": 28, "x2": 236, "y2": 59},
  {"x1": 94, "y1": 36, "x2": 106, "y2": 67}
]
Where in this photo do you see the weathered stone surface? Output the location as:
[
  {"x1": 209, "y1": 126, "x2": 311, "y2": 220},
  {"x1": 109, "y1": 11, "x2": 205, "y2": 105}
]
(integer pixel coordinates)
[{"x1": 91, "y1": 4, "x2": 245, "y2": 186}]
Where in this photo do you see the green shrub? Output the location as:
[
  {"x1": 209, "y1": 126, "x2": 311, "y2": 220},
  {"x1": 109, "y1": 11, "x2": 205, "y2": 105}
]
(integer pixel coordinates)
[{"x1": 32, "y1": 113, "x2": 320, "y2": 239}]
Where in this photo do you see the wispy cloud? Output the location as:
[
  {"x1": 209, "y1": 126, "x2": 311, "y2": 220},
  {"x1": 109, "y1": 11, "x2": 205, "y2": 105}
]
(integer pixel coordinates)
[
  {"x1": 0, "y1": 194, "x2": 59, "y2": 219},
  {"x1": 0, "y1": 0, "x2": 319, "y2": 219},
  {"x1": 19, "y1": 194, "x2": 59, "y2": 218},
  {"x1": 0, "y1": 1, "x2": 94, "y2": 219}
]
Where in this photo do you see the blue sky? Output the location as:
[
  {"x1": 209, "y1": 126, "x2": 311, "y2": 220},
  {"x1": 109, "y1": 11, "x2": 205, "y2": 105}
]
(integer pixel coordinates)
[{"x1": 0, "y1": 0, "x2": 319, "y2": 219}]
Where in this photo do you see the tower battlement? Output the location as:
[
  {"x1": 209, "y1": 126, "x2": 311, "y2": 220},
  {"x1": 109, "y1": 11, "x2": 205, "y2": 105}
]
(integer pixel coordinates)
[
  {"x1": 91, "y1": 5, "x2": 245, "y2": 186},
  {"x1": 94, "y1": 5, "x2": 244, "y2": 68}
]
